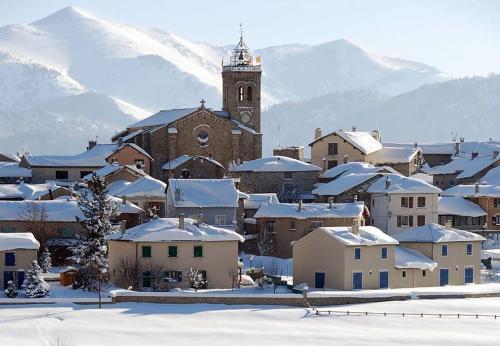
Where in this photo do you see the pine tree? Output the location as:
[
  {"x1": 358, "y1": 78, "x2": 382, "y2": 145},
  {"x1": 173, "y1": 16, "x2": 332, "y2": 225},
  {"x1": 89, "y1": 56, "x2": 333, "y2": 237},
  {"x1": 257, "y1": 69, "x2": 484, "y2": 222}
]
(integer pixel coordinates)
[
  {"x1": 4, "y1": 280, "x2": 18, "y2": 298},
  {"x1": 39, "y1": 249, "x2": 52, "y2": 273},
  {"x1": 71, "y1": 173, "x2": 119, "y2": 291},
  {"x1": 23, "y1": 260, "x2": 49, "y2": 298}
]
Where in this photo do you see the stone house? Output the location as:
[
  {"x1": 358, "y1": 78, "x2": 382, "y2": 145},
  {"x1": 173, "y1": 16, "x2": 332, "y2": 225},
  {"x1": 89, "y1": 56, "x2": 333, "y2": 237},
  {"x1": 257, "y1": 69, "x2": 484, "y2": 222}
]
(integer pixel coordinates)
[
  {"x1": 82, "y1": 164, "x2": 146, "y2": 185},
  {"x1": 107, "y1": 217, "x2": 244, "y2": 290},
  {"x1": 230, "y1": 156, "x2": 321, "y2": 202},
  {"x1": 112, "y1": 33, "x2": 263, "y2": 179},
  {"x1": 438, "y1": 196, "x2": 487, "y2": 232},
  {"x1": 254, "y1": 201, "x2": 368, "y2": 258},
  {"x1": 293, "y1": 222, "x2": 483, "y2": 290},
  {"x1": 166, "y1": 179, "x2": 245, "y2": 231},
  {"x1": 0, "y1": 233, "x2": 39, "y2": 289},
  {"x1": 162, "y1": 155, "x2": 225, "y2": 180}
]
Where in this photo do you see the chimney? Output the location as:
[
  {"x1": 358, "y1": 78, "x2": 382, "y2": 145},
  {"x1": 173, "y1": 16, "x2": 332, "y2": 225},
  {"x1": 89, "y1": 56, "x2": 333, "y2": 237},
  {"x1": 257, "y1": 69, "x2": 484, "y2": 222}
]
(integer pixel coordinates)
[
  {"x1": 178, "y1": 213, "x2": 185, "y2": 229},
  {"x1": 460, "y1": 137, "x2": 465, "y2": 143},
  {"x1": 352, "y1": 126, "x2": 357, "y2": 132},
  {"x1": 328, "y1": 197, "x2": 333, "y2": 209},
  {"x1": 351, "y1": 219, "x2": 360, "y2": 234},
  {"x1": 120, "y1": 220, "x2": 127, "y2": 234},
  {"x1": 370, "y1": 130, "x2": 381, "y2": 142},
  {"x1": 444, "y1": 220, "x2": 452, "y2": 230},
  {"x1": 48, "y1": 188, "x2": 54, "y2": 200},
  {"x1": 174, "y1": 188, "x2": 181, "y2": 202},
  {"x1": 385, "y1": 176, "x2": 391, "y2": 190},
  {"x1": 493, "y1": 150, "x2": 499, "y2": 159},
  {"x1": 454, "y1": 142, "x2": 461, "y2": 156},
  {"x1": 87, "y1": 140, "x2": 97, "y2": 151},
  {"x1": 471, "y1": 151, "x2": 479, "y2": 159},
  {"x1": 475, "y1": 183, "x2": 480, "y2": 194},
  {"x1": 414, "y1": 142, "x2": 418, "y2": 149},
  {"x1": 314, "y1": 128, "x2": 322, "y2": 140},
  {"x1": 117, "y1": 137, "x2": 123, "y2": 147},
  {"x1": 121, "y1": 195, "x2": 126, "y2": 205},
  {"x1": 343, "y1": 155, "x2": 349, "y2": 164},
  {"x1": 298, "y1": 200, "x2": 303, "y2": 212}
]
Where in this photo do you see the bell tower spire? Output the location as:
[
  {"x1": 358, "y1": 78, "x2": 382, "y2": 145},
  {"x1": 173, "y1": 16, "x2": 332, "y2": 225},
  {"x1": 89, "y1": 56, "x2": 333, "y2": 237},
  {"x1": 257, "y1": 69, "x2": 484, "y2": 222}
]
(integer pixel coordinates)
[{"x1": 222, "y1": 25, "x2": 262, "y2": 132}]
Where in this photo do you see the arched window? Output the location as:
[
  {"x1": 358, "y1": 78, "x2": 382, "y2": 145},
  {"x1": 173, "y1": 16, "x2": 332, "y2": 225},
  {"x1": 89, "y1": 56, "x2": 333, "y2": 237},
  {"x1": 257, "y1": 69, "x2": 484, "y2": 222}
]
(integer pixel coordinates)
[
  {"x1": 238, "y1": 86, "x2": 244, "y2": 102},
  {"x1": 247, "y1": 86, "x2": 252, "y2": 101}
]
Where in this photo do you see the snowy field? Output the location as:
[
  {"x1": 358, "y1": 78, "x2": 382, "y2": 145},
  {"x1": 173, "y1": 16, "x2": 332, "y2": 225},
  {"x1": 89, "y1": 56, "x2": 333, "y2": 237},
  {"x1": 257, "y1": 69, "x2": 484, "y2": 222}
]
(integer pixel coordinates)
[{"x1": 0, "y1": 298, "x2": 499, "y2": 345}]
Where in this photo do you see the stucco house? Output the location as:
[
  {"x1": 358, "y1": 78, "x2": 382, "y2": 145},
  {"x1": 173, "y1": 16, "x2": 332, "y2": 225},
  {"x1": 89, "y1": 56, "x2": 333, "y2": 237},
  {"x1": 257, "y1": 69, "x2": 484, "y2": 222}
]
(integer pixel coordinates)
[
  {"x1": 107, "y1": 217, "x2": 244, "y2": 290},
  {"x1": 0, "y1": 232, "x2": 39, "y2": 289},
  {"x1": 230, "y1": 156, "x2": 321, "y2": 202},
  {"x1": 254, "y1": 201, "x2": 368, "y2": 258},
  {"x1": 166, "y1": 179, "x2": 244, "y2": 230}
]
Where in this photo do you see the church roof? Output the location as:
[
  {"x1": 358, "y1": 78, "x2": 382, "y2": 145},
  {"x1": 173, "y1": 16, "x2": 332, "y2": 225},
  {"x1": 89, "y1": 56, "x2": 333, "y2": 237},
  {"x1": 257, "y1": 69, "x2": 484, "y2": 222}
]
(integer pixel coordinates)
[{"x1": 128, "y1": 108, "x2": 198, "y2": 128}]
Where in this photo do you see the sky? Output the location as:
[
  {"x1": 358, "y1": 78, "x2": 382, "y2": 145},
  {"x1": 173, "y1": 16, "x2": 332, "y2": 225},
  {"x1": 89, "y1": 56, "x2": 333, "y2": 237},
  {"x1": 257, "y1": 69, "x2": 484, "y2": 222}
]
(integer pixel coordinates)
[{"x1": 1, "y1": 0, "x2": 499, "y2": 76}]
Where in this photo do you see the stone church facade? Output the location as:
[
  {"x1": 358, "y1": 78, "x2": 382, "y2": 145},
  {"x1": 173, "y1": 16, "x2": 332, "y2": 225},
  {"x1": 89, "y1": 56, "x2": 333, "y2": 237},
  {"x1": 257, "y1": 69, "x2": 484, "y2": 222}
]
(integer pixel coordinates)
[{"x1": 112, "y1": 31, "x2": 262, "y2": 180}]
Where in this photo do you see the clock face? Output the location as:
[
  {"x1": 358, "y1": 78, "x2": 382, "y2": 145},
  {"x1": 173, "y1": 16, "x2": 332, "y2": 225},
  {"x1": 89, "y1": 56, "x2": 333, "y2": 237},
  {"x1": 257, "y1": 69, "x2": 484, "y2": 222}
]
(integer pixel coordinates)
[{"x1": 240, "y1": 111, "x2": 252, "y2": 123}]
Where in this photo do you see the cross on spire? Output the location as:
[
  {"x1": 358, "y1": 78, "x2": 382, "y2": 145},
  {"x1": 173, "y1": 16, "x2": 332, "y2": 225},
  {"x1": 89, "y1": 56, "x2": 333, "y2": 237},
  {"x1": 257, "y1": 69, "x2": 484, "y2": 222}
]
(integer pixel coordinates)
[
  {"x1": 200, "y1": 99, "x2": 206, "y2": 108},
  {"x1": 240, "y1": 21, "x2": 243, "y2": 41}
]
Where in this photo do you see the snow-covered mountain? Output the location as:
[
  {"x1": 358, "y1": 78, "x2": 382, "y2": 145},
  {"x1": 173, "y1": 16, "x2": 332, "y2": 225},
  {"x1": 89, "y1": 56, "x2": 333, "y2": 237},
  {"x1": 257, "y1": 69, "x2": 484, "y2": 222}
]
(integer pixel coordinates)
[
  {"x1": 0, "y1": 6, "x2": 458, "y2": 154},
  {"x1": 263, "y1": 75, "x2": 500, "y2": 155}
]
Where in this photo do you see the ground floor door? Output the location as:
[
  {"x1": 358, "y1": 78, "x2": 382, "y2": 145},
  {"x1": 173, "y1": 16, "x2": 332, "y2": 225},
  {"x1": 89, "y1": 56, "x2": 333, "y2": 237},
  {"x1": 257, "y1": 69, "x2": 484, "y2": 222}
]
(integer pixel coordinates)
[
  {"x1": 379, "y1": 271, "x2": 389, "y2": 289},
  {"x1": 465, "y1": 267, "x2": 474, "y2": 284},
  {"x1": 314, "y1": 272, "x2": 325, "y2": 289},
  {"x1": 440, "y1": 268, "x2": 449, "y2": 286},
  {"x1": 353, "y1": 272, "x2": 363, "y2": 290}
]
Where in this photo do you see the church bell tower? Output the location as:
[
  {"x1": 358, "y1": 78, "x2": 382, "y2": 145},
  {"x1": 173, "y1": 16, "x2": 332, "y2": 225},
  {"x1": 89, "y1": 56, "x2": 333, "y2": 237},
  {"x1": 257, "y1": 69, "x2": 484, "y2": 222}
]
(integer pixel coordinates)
[{"x1": 222, "y1": 25, "x2": 262, "y2": 133}]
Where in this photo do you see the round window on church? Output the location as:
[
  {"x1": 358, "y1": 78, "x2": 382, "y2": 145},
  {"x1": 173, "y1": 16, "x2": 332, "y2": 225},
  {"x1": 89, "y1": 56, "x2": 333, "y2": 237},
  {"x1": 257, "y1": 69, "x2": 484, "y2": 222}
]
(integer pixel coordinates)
[{"x1": 197, "y1": 131, "x2": 209, "y2": 146}]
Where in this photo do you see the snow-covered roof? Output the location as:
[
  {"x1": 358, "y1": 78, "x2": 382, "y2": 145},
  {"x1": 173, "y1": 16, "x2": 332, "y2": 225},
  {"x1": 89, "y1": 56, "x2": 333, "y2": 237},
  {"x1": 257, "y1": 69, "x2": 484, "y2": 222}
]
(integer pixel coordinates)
[
  {"x1": 313, "y1": 173, "x2": 380, "y2": 196},
  {"x1": 0, "y1": 162, "x2": 32, "y2": 178},
  {"x1": 393, "y1": 223, "x2": 485, "y2": 243},
  {"x1": 122, "y1": 129, "x2": 144, "y2": 142},
  {"x1": 107, "y1": 180, "x2": 132, "y2": 196},
  {"x1": 367, "y1": 174, "x2": 442, "y2": 194},
  {"x1": 244, "y1": 193, "x2": 280, "y2": 209},
  {"x1": 442, "y1": 184, "x2": 500, "y2": 198},
  {"x1": 0, "y1": 183, "x2": 66, "y2": 200},
  {"x1": 82, "y1": 164, "x2": 145, "y2": 181},
  {"x1": 254, "y1": 202, "x2": 365, "y2": 219},
  {"x1": 230, "y1": 156, "x2": 321, "y2": 173},
  {"x1": 108, "y1": 217, "x2": 244, "y2": 242},
  {"x1": 112, "y1": 176, "x2": 166, "y2": 198},
  {"x1": 24, "y1": 144, "x2": 118, "y2": 167},
  {"x1": 394, "y1": 246, "x2": 437, "y2": 271},
  {"x1": 129, "y1": 108, "x2": 198, "y2": 128},
  {"x1": 438, "y1": 196, "x2": 486, "y2": 217},
  {"x1": 169, "y1": 179, "x2": 239, "y2": 208},
  {"x1": 0, "y1": 233, "x2": 39, "y2": 251},
  {"x1": 370, "y1": 146, "x2": 420, "y2": 164},
  {"x1": 384, "y1": 141, "x2": 500, "y2": 156},
  {"x1": 316, "y1": 226, "x2": 398, "y2": 246},
  {"x1": 109, "y1": 143, "x2": 153, "y2": 161},
  {"x1": 336, "y1": 131, "x2": 383, "y2": 155},
  {"x1": 479, "y1": 166, "x2": 500, "y2": 185},
  {"x1": 161, "y1": 154, "x2": 224, "y2": 170},
  {"x1": 0, "y1": 153, "x2": 21, "y2": 162},
  {"x1": 409, "y1": 172, "x2": 434, "y2": 184},
  {"x1": 320, "y1": 162, "x2": 384, "y2": 179},
  {"x1": 427, "y1": 155, "x2": 499, "y2": 179}
]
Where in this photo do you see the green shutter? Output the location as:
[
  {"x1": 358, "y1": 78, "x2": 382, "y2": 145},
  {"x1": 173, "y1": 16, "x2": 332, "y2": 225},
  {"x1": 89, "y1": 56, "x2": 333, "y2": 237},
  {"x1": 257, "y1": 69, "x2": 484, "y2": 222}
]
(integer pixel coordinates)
[
  {"x1": 194, "y1": 245, "x2": 203, "y2": 257},
  {"x1": 142, "y1": 246, "x2": 152, "y2": 258},
  {"x1": 168, "y1": 246, "x2": 178, "y2": 257}
]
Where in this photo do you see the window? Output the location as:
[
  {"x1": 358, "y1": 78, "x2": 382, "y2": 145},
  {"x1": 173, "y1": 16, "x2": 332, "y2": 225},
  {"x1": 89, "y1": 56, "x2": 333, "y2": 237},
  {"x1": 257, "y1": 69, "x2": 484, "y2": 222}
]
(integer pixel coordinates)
[
  {"x1": 494, "y1": 198, "x2": 500, "y2": 208},
  {"x1": 397, "y1": 215, "x2": 413, "y2": 228},
  {"x1": 417, "y1": 215, "x2": 426, "y2": 226},
  {"x1": 5, "y1": 252, "x2": 15, "y2": 266},
  {"x1": 466, "y1": 243, "x2": 473, "y2": 256},
  {"x1": 284, "y1": 171, "x2": 293, "y2": 180},
  {"x1": 1, "y1": 226, "x2": 16, "y2": 233},
  {"x1": 80, "y1": 171, "x2": 92, "y2": 179},
  {"x1": 464, "y1": 267, "x2": 474, "y2": 284},
  {"x1": 354, "y1": 247, "x2": 361, "y2": 260},
  {"x1": 214, "y1": 215, "x2": 227, "y2": 225},
  {"x1": 309, "y1": 220, "x2": 323, "y2": 230},
  {"x1": 327, "y1": 160, "x2": 338, "y2": 169},
  {"x1": 142, "y1": 246, "x2": 152, "y2": 258},
  {"x1": 164, "y1": 270, "x2": 182, "y2": 283},
  {"x1": 142, "y1": 271, "x2": 152, "y2": 288},
  {"x1": 111, "y1": 157, "x2": 118, "y2": 164},
  {"x1": 494, "y1": 215, "x2": 500, "y2": 225},
  {"x1": 289, "y1": 220, "x2": 296, "y2": 231},
  {"x1": 422, "y1": 270, "x2": 427, "y2": 277},
  {"x1": 381, "y1": 247, "x2": 388, "y2": 259},
  {"x1": 196, "y1": 131, "x2": 209, "y2": 147},
  {"x1": 328, "y1": 143, "x2": 338, "y2": 155},
  {"x1": 134, "y1": 159, "x2": 145, "y2": 168},
  {"x1": 168, "y1": 246, "x2": 178, "y2": 258},
  {"x1": 59, "y1": 226, "x2": 75, "y2": 238},
  {"x1": 238, "y1": 86, "x2": 244, "y2": 101},
  {"x1": 55, "y1": 170, "x2": 68, "y2": 180},
  {"x1": 247, "y1": 86, "x2": 252, "y2": 101},
  {"x1": 402, "y1": 270, "x2": 407, "y2": 278},
  {"x1": 441, "y1": 244, "x2": 448, "y2": 257},
  {"x1": 194, "y1": 245, "x2": 203, "y2": 257},
  {"x1": 265, "y1": 221, "x2": 276, "y2": 233},
  {"x1": 417, "y1": 197, "x2": 426, "y2": 208}
]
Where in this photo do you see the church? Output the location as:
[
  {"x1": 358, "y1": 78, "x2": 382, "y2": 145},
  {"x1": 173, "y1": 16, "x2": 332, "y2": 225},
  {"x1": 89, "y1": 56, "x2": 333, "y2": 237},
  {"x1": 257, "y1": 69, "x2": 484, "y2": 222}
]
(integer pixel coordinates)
[{"x1": 112, "y1": 31, "x2": 263, "y2": 180}]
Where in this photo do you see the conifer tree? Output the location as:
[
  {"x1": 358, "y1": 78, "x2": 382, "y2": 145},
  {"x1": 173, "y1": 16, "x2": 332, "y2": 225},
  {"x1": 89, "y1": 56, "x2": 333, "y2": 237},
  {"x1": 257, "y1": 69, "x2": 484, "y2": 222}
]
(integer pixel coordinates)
[
  {"x1": 71, "y1": 173, "x2": 119, "y2": 291},
  {"x1": 4, "y1": 280, "x2": 18, "y2": 298},
  {"x1": 23, "y1": 260, "x2": 49, "y2": 298},
  {"x1": 39, "y1": 249, "x2": 52, "y2": 273}
]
